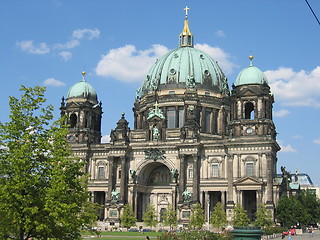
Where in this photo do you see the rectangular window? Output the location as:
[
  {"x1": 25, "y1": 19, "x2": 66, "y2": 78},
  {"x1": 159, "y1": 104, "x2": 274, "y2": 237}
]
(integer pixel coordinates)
[
  {"x1": 167, "y1": 107, "x2": 176, "y2": 128},
  {"x1": 189, "y1": 168, "x2": 193, "y2": 179},
  {"x1": 98, "y1": 166, "x2": 105, "y2": 179},
  {"x1": 118, "y1": 170, "x2": 121, "y2": 179},
  {"x1": 178, "y1": 107, "x2": 184, "y2": 128},
  {"x1": 182, "y1": 211, "x2": 190, "y2": 218},
  {"x1": 212, "y1": 164, "x2": 219, "y2": 178},
  {"x1": 246, "y1": 163, "x2": 254, "y2": 176}
]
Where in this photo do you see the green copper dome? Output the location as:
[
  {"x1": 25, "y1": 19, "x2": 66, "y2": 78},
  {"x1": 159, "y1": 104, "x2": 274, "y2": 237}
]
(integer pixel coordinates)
[
  {"x1": 235, "y1": 56, "x2": 268, "y2": 86},
  {"x1": 141, "y1": 47, "x2": 228, "y2": 96},
  {"x1": 66, "y1": 72, "x2": 98, "y2": 102},
  {"x1": 139, "y1": 14, "x2": 229, "y2": 97}
]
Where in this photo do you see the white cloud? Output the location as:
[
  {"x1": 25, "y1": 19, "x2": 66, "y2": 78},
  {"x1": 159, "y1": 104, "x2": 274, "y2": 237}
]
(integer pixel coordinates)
[
  {"x1": 280, "y1": 144, "x2": 297, "y2": 153},
  {"x1": 59, "y1": 51, "x2": 72, "y2": 61},
  {"x1": 101, "y1": 135, "x2": 110, "y2": 143},
  {"x1": 17, "y1": 40, "x2": 50, "y2": 54},
  {"x1": 194, "y1": 43, "x2": 237, "y2": 75},
  {"x1": 54, "y1": 39, "x2": 80, "y2": 49},
  {"x1": 273, "y1": 109, "x2": 290, "y2": 118},
  {"x1": 72, "y1": 28, "x2": 100, "y2": 40},
  {"x1": 292, "y1": 135, "x2": 303, "y2": 139},
  {"x1": 43, "y1": 78, "x2": 66, "y2": 87},
  {"x1": 215, "y1": 30, "x2": 226, "y2": 37},
  {"x1": 265, "y1": 66, "x2": 320, "y2": 107},
  {"x1": 278, "y1": 140, "x2": 297, "y2": 153},
  {"x1": 95, "y1": 44, "x2": 169, "y2": 82},
  {"x1": 313, "y1": 138, "x2": 320, "y2": 145},
  {"x1": 54, "y1": 29, "x2": 99, "y2": 50}
]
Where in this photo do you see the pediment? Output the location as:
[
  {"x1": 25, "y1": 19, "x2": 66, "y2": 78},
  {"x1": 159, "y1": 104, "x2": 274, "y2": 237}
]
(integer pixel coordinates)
[
  {"x1": 147, "y1": 115, "x2": 165, "y2": 122},
  {"x1": 234, "y1": 176, "x2": 262, "y2": 186}
]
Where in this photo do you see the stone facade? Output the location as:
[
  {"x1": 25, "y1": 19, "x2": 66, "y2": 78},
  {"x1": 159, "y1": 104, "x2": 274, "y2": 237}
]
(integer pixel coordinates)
[{"x1": 59, "y1": 15, "x2": 281, "y2": 226}]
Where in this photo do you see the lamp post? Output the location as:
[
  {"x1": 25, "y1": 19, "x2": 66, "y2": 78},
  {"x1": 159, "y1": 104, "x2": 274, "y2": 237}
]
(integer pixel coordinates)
[{"x1": 207, "y1": 197, "x2": 210, "y2": 230}]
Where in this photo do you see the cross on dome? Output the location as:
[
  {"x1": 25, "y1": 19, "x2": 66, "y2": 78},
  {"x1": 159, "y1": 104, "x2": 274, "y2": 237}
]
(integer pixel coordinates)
[{"x1": 184, "y1": 6, "x2": 190, "y2": 19}]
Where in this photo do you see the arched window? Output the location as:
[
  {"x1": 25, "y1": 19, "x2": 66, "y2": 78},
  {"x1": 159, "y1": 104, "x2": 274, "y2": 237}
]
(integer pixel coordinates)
[
  {"x1": 203, "y1": 109, "x2": 212, "y2": 133},
  {"x1": 245, "y1": 102, "x2": 254, "y2": 119},
  {"x1": 246, "y1": 162, "x2": 254, "y2": 176},
  {"x1": 70, "y1": 113, "x2": 77, "y2": 128},
  {"x1": 97, "y1": 166, "x2": 105, "y2": 179},
  {"x1": 178, "y1": 107, "x2": 184, "y2": 128},
  {"x1": 167, "y1": 107, "x2": 176, "y2": 128},
  {"x1": 148, "y1": 166, "x2": 170, "y2": 185}
]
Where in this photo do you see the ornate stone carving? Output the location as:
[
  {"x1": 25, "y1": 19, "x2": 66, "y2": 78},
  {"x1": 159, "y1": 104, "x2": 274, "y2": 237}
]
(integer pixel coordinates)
[{"x1": 144, "y1": 148, "x2": 166, "y2": 161}]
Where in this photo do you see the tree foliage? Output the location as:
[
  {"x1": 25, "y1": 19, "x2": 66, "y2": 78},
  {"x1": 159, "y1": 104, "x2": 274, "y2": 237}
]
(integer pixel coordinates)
[
  {"x1": 189, "y1": 202, "x2": 205, "y2": 229},
  {"x1": 163, "y1": 204, "x2": 177, "y2": 229},
  {"x1": 120, "y1": 204, "x2": 137, "y2": 229},
  {"x1": 210, "y1": 202, "x2": 227, "y2": 230},
  {"x1": 143, "y1": 203, "x2": 158, "y2": 229},
  {"x1": 276, "y1": 191, "x2": 319, "y2": 228},
  {"x1": 300, "y1": 190, "x2": 320, "y2": 225},
  {"x1": 232, "y1": 204, "x2": 250, "y2": 226},
  {"x1": 0, "y1": 86, "x2": 97, "y2": 240},
  {"x1": 253, "y1": 204, "x2": 273, "y2": 228}
]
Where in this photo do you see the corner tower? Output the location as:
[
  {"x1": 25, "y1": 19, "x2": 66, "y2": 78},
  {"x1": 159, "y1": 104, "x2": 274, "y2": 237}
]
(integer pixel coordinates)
[{"x1": 60, "y1": 72, "x2": 102, "y2": 144}]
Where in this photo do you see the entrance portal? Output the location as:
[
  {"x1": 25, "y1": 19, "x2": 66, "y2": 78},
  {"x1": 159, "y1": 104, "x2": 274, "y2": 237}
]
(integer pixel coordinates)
[
  {"x1": 243, "y1": 190, "x2": 257, "y2": 221},
  {"x1": 136, "y1": 162, "x2": 172, "y2": 221}
]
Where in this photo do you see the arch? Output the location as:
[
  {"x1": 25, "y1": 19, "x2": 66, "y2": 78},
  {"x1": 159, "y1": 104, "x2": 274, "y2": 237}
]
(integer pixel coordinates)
[
  {"x1": 70, "y1": 113, "x2": 77, "y2": 128},
  {"x1": 137, "y1": 161, "x2": 172, "y2": 186},
  {"x1": 244, "y1": 102, "x2": 254, "y2": 119}
]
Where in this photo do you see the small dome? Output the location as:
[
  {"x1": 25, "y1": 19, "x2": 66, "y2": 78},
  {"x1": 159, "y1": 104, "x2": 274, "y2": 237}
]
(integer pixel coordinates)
[
  {"x1": 67, "y1": 73, "x2": 97, "y2": 102},
  {"x1": 235, "y1": 56, "x2": 268, "y2": 86}
]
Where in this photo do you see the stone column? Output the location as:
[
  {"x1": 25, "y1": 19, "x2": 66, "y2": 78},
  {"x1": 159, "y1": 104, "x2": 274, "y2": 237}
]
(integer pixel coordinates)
[
  {"x1": 107, "y1": 156, "x2": 114, "y2": 201},
  {"x1": 205, "y1": 191, "x2": 210, "y2": 221},
  {"x1": 237, "y1": 100, "x2": 242, "y2": 119},
  {"x1": 265, "y1": 153, "x2": 273, "y2": 205},
  {"x1": 192, "y1": 154, "x2": 200, "y2": 202},
  {"x1": 221, "y1": 191, "x2": 226, "y2": 209},
  {"x1": 226, "y1": 154, "x2": 234, "y2": 205},
  {"x1": 120, "y1": 156, "x2": 127, "y2": 202},
  {"x1": 179, "y1": 155, "x2": 186, "y2": 202}
]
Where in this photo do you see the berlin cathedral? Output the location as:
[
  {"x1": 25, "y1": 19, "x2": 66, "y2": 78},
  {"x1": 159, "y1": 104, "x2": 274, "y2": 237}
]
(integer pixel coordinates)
[{"x1": 59, "y1": 8, "x2": 282, "y2": 227}]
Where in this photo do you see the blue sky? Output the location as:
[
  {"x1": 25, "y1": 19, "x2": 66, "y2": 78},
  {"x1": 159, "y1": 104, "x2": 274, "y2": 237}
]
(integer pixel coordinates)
[{"x1": 1, "y1": 1, "x2": 320, "y2": 184}]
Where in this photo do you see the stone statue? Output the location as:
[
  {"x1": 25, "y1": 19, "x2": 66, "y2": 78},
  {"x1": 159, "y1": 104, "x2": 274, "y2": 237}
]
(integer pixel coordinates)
[
  {"x1": 170, "y1": 169, "x2": 179, "y2": 183},
  {"x1": 182, "y1": 189, "x2": 192, "y2": 202},
  {"x1": 130, "y1": 169, "x2": 137, "y2": 183},
  {"x1": 111, "y1": 189, "x2": 119, "y2": 202},
  {"x1": 186, "y1": 75, "x2": 196, "y2": 89},
  {"x1": 152, "y1": 126, "x2": 159, "y2": 140},
  {"x1": 135, "y1": 87, "x2": 141, "y2": 100},
  {"x1": 281, "y1": 166, "x2": 291, "y2": 189}
]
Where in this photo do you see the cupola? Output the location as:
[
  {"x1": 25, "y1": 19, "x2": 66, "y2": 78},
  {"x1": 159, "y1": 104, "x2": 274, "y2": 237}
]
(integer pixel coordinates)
[{"x1": 235, "y1": 55, "x2": 268, "y2": 86}]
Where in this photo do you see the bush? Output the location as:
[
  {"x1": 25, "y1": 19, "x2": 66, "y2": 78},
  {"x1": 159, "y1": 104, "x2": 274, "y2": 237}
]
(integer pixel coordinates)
[{"x1": 263, "y1": 226, "x2": 285, "y2": 235}]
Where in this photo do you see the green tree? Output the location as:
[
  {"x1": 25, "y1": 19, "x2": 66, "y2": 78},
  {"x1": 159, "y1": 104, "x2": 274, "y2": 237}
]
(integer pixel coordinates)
[
  {"x1": 189, "y1": 202, "x2": 205, "y2": 229},
  {"x1": 143, "y1": 203, "x2": 158, "y2": 229},
  {"x1": 253, "y1": 204, "x2": 273, "y2": 228},
  {"x1": 210, "y1": 202, "x2": 227, "y2": 230},
  {"x1": 163, "y1": 204, "x2": 177, "y2": 230},
  {"x1": 120, "y1": 204, "x2": 137, "y2": 229},
  {"x1": 276, "y1": 194, "x2": 310, "y2": 228},
  {"x1": 232, "y1": 203, "x2": 250, "y2": 226},
  {"x1": 0, "y1": 86, "x2": 97, "y2": 240},
  {"x1": 300, "y1": 190, "x2": 320, "y2": 225}
]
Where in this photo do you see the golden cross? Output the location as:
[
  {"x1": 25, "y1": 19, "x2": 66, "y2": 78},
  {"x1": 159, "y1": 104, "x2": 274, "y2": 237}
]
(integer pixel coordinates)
[{"x1": 184, "y1": 6, "x2": 190, "y2": 18}]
